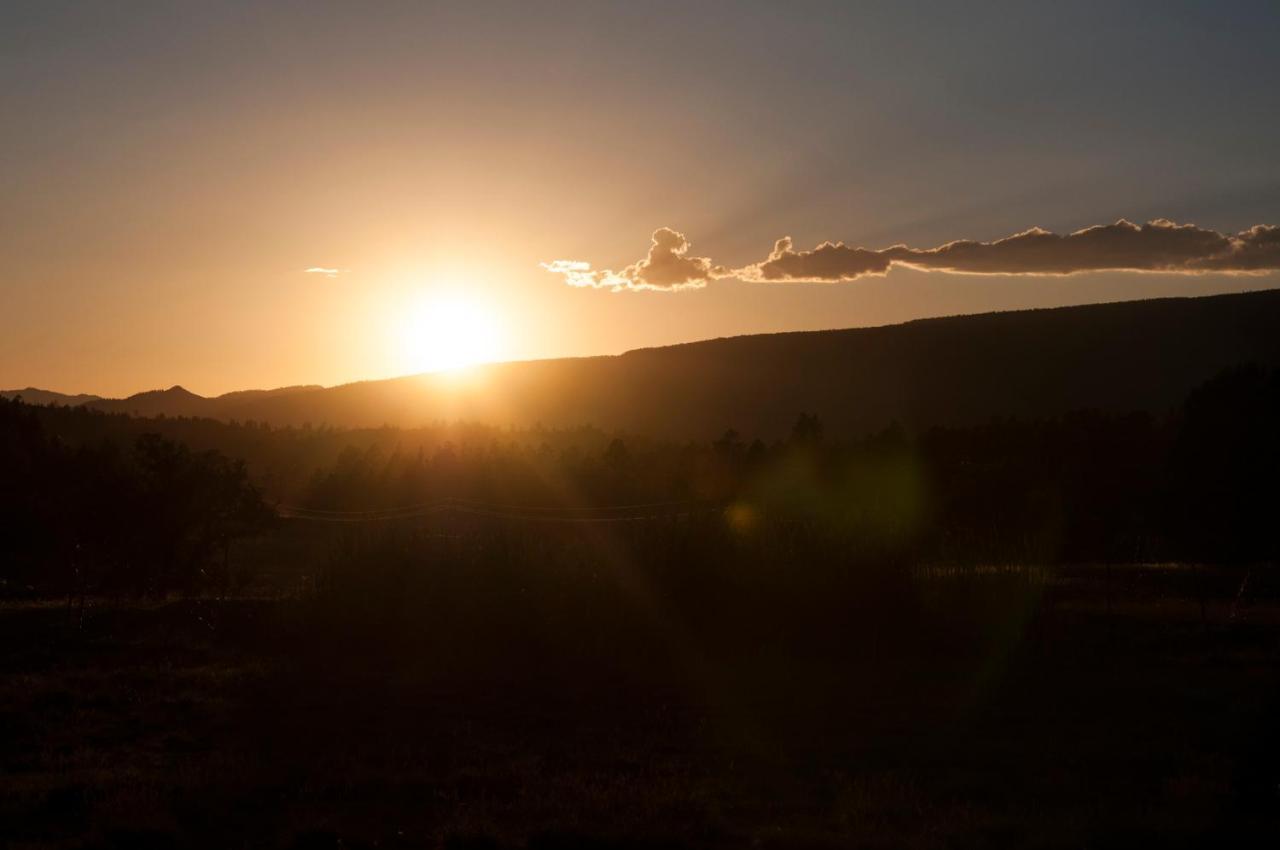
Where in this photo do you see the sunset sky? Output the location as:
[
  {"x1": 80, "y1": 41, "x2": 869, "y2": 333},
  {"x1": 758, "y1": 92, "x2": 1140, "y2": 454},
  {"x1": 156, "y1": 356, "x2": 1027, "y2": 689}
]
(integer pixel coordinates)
[{"x1": 4, "y1": 1, "x2": 1279, "y2": 397}]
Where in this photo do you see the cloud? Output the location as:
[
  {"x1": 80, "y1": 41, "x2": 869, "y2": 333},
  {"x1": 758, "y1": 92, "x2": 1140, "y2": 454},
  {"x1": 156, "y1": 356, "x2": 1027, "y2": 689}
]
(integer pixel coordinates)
[
  {"x1": 739, "y1": 219, "x2": 1280, "y2": 282},
  {"x1": 304, "y1": 267, "x2": 346, "y2": 278},
  {"x1": 542, "y1": 227, "x2": 727, "y2": 292},
  {"x1": 891, "y1": 219, "x2": 1233, "y2": 276},
  {"x1": 550, "y1": 220, "x2": 1280, "y2": 291},
  {"x1": 1195, "y1": 223, "x2": 1280, "y2": 271},
  {"x1": 737, "y1": 236, "x2": 893, "y2": 282}
]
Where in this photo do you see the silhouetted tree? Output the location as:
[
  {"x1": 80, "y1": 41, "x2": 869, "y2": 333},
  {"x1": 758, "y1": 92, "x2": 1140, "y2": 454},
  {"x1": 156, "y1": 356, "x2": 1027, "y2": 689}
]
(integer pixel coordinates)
[
  {"x1": 1165, "y1": 365, "x2": 1280, "y2": 563},
  {"x1": 604, "y1": 438, "x2": 630, "y2": 469},
  {"x1": 790, "y1": 413, "x2": 824, "y2": 446},
  {"x1": 0, "y1": 402, "x2": 273, "y2": 598}
]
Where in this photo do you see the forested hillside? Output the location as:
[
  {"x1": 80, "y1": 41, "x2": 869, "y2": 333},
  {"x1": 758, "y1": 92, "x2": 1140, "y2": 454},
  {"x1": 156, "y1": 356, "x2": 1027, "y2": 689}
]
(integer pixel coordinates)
[{"x1": 11, "y1": 290, "x2": 1280, "y2": 438}]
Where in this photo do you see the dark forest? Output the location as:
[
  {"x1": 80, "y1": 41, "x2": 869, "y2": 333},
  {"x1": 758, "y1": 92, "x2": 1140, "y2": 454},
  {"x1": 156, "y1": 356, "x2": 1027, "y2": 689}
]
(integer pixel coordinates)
[{"x1": 3, "y1": 365, "x2": 1279, "y2": 847}]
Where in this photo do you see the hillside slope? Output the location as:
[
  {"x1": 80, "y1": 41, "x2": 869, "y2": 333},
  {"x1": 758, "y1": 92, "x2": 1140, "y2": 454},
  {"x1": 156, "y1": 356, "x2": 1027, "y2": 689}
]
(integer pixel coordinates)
[
  {"x1": 0, "y1": 388, "x2": 101, "y2": 406},
  {"x1": 17, "y1": 289, "x2": 1280, "y2": 439},
  {"x1": 206, "y1": 288, "x2": 1280, "y2": 437},
  {"x1": 86, "y1": 384, "x2": 323, "y2": 419}
]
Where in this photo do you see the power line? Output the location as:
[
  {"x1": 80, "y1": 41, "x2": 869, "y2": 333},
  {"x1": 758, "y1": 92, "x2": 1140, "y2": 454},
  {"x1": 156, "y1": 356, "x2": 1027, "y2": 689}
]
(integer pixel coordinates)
[
  {"x1": 276, "y1": 499, "x2": 449, "y2": 516},
  {"x1": 443, "y1": 505, "x2": 717, "y2": 523},
  {"x1": 446, "y1": 496, "x2": 702, "y2": 513},
  {"x1": 275, "y1": 496, "x2": 722, "y2": 524}
]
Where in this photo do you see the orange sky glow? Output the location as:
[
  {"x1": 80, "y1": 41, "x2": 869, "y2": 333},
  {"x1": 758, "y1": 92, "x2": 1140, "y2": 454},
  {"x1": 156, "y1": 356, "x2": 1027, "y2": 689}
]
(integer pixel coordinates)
[{"x1": 3, "y1": 4, "x2": 1277, "y2": 397}]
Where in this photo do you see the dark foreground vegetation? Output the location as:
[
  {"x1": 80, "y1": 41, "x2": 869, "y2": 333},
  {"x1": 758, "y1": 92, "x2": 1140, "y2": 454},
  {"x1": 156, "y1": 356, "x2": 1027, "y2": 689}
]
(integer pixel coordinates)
[{"x1": 2, "y1": 366, "x2": 1279, "y2": 847}]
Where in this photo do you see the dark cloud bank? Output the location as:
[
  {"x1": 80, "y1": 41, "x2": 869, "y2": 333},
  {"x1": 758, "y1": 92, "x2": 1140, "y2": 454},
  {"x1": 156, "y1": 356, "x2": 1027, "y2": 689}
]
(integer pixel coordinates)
[{"x1": 545, "y1": 219, "x2": 1280, "y2": 291}]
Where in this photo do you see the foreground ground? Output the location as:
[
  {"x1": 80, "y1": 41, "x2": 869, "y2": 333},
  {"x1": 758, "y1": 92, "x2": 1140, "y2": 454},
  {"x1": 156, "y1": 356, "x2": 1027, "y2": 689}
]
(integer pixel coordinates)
[{"x1": 2, "y1": 565, "x2": 1278, "y2": 849}]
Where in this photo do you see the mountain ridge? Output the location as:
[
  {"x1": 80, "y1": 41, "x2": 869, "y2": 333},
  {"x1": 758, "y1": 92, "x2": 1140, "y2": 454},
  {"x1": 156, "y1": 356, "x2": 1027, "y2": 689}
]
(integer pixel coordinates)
[
  {"x1": 9, "y1": 289, "x2": 1280, "y2": 438},
  {"x1": 0, "y1": 388, "x2": 103, "y2": 407}
]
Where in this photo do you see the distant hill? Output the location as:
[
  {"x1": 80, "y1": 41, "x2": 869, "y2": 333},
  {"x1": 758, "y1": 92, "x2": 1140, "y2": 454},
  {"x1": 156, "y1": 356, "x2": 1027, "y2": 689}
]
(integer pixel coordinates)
[
  {"x1": 0, "y1": 388, "x2": 101, "y2": 407},
  {"x1": 85, "y1": 384, "x2": 322, "y2": 419},
  {"x1": 14, "y1": 290, "x2": 1280, "y2": 438},
  {"x1": 87, "y1": 385, "x2": 210, "y2": 418}
]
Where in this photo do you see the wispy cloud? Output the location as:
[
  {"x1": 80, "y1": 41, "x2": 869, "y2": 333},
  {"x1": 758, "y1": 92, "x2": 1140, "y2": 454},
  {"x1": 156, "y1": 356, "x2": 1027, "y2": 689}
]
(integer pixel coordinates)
[
  {"x1": 304, "y1": 266, "x2": 348, "y2": 278},
  {"x1": 546, "y1": 220, "x2": 1280, "y2": 290}
]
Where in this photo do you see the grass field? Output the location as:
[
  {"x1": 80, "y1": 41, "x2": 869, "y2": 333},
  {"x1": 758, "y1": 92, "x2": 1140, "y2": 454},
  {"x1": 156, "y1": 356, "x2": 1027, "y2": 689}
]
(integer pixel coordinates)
[{"x1": 3, "y1": 560, "x2": 1278, "y2": 849}]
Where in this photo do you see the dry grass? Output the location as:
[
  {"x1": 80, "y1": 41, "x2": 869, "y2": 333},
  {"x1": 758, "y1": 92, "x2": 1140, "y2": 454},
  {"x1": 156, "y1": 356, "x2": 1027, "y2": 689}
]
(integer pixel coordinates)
[{"x1": 2, "y1": 566, "x2": 1278, "y2": 849}]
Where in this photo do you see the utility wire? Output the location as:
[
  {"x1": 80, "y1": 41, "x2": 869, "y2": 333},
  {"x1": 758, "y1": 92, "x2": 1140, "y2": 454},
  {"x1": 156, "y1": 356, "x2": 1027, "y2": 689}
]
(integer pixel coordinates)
[{"x1": 275, "y1": 496, "x2": 722, "y2": 523}]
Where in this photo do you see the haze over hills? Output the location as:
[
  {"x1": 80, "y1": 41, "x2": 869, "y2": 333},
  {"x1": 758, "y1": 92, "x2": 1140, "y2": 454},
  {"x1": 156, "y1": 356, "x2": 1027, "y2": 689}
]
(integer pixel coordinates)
[
  {"x1": 9, "y1": 290, "x2": 1280, "y2": 439},
  {"x1": 85, "y1": 384, "x2": 326, "y2": 419},
  {"x1": 0, "y1": 388, "x2": 102, "y2": 407},
  {"x1": 1, "y1": 385, "x2": 323, "y2": 418}
]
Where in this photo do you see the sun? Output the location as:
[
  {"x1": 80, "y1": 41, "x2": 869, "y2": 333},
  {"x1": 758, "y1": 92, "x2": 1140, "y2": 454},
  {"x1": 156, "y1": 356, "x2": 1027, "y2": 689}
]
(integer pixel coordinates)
[{"x1": 398, "y1": 294, "x2": 502, "y2": 374}]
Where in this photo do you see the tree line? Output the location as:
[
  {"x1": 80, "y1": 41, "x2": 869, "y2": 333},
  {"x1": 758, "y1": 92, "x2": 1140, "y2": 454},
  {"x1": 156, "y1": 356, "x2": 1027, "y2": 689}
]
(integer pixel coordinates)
[
  {"x1": 2, "y1": 364, "x2": 1276, "y2": 597},
  {"x1": 295, "y1": 364, "x2": 1279, "y2": 566},
  {"x1": 1, "y1": 400, "x2": 272, "y2": 597}
]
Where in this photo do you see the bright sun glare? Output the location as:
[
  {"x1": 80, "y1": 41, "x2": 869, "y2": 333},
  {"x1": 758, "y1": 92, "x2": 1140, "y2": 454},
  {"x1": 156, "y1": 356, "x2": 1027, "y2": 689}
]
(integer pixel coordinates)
[{"x1": 398, "y1": 295, "x2": 502, "y2": 374}]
